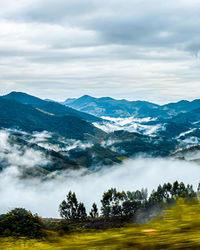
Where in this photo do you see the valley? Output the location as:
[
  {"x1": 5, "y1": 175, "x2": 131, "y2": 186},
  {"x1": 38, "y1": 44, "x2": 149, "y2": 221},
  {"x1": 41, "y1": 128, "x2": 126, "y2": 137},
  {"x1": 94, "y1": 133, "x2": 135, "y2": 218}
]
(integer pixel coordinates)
[
  {"x1": 1, "y1": 92, "x2": 200, "y2": 218},
  {"x1": 1, "y1": 92, "x2": 200, "y2": 179}
]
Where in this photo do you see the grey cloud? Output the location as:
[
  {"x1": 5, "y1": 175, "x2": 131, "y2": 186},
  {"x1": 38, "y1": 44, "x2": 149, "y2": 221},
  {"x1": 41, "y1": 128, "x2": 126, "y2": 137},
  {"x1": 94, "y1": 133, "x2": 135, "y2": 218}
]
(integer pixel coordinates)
[
  {"x1": 86, "y1": 5, "x2": 200, "y2": 54},
  {"x1": 12, "y1": 0, "x2": 200, "y2": 54},
  {"x1": 13, "y1": 0, "x2": 96, "y2": 23},
  {"x1": 3, "y1": 0, "x2": 200, "y2": 57}
]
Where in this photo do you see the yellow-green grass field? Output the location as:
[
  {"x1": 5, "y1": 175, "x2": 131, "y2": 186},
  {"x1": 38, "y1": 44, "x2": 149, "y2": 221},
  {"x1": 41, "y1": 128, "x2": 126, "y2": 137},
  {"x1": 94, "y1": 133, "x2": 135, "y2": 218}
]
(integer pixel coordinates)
[{"x1": 1, "y1": 199, "x2": 200, "y2": 249}]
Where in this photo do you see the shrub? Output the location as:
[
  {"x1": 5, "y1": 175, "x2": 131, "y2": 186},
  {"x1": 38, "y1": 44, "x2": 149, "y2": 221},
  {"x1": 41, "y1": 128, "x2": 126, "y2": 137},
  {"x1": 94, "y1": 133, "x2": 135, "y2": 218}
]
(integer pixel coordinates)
[{"x1": 0, "y1": 208, "x2": 44, "y2": 238}]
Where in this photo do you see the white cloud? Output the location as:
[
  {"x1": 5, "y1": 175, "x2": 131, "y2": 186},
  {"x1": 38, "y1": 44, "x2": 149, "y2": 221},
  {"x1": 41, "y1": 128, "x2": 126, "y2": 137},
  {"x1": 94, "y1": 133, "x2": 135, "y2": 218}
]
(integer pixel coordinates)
[
  {"x1": 93, "y1": 116, "x2": 163, "y2": 135},
  {"x1": 0, "y1": 129, "x2": 49, "y2": 169},
  {"x1": 0, "y1": 157, "x2": 200, "y2": 217},
  {"x1": 0, "y1": 128, "x2": 199, "y2": 218}
]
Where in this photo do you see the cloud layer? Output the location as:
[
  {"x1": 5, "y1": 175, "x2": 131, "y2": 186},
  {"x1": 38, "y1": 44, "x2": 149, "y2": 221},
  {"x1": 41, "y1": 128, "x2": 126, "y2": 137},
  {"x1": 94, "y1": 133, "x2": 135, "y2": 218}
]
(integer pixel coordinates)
[
  {"x1": 0, "y1": 127, "x2": 200, "y2": 217},
  {"x1": 93, "y1": 116, "x2": 162, "y2": 134},
  {"x1": 0, "y1": 0, "x2": 200, "y2": 102},
  {"x1": 1, "y1": 157, "x2": 200, "y2": 217}
]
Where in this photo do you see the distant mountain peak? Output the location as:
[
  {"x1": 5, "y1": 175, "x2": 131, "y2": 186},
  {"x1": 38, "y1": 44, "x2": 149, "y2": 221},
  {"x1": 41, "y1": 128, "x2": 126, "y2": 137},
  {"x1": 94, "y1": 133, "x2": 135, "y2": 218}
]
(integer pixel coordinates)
[
  {"x1": 2, "y1": 91, "x2": 101, "y2": 123},
  {"x1": 99, "y1": 97, "x2": 114, "y2": 101},
  {"x1": 3, "y1": 91, "x2": 44, "y2": 105},
  {"x1": 61, "y1": 95, "x2": 200, "y2": 119},
  {"x1": 6, "y1": 91, "x2": 35, "y2": 97},
  {"x1": 79, "y1": 95, "x2": 96, "y2": 100}
]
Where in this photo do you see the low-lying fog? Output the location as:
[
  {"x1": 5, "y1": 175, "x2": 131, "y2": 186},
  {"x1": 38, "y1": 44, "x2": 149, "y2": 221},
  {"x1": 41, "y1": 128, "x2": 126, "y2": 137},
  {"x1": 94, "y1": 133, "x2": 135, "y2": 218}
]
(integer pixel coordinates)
[
  {"x1": 0, "y1": 158, "x2": 200, "y2": 218},
  {"x1": 93, "y1": 116, "x2": 163, "y2": 135}
]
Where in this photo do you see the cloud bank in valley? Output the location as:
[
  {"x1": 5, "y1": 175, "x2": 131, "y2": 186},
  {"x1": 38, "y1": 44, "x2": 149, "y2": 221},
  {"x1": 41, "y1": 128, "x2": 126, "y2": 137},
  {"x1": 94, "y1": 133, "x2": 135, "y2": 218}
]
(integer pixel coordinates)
[
  {"x1": 0, "y1": 129, "x2": 49, "y2": 169},
  {"x1": 93, "y1": 116, "x2": 163, "y2": 135},
  {"x1": 0, "y1": 157, "x2": 200, "y2": 218},
  {"x1": 0, "y1": 128, "x2": 200, "y2": 218}
]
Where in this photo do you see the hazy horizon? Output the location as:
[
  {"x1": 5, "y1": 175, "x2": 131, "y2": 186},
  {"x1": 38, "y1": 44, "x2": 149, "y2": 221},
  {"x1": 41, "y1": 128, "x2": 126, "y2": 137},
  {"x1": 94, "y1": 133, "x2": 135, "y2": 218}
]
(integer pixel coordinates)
[{"x1": 1, "y1": 90, "x2": 200, "y2": 105}]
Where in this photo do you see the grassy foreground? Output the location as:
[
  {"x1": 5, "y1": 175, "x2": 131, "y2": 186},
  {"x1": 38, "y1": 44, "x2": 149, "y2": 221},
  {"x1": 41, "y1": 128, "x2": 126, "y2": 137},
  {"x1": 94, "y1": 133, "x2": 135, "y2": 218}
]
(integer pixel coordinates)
[{"x1": 1, "y1": 199, "x2": 200, "y2": 249}]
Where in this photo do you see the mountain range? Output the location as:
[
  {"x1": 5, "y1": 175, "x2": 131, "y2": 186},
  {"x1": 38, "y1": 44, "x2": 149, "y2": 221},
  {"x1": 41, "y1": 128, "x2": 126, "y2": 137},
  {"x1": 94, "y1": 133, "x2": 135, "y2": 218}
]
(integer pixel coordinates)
[
  {"x1": 1, "y1": 91, "x2": 200, "y2": 178},
  {"x1": 62, "y1": 95, "x2": 200, "y2": 119},
  {"x1": 62, "y1": 94, "x2": 200, "y2": 139}
]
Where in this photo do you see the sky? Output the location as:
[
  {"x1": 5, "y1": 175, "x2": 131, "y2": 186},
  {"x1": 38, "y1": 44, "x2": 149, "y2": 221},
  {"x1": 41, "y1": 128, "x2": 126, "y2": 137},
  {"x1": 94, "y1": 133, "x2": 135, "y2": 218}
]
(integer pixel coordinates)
[{"x1": 0, "y1": 0, "x2": 200, "y2": 104}]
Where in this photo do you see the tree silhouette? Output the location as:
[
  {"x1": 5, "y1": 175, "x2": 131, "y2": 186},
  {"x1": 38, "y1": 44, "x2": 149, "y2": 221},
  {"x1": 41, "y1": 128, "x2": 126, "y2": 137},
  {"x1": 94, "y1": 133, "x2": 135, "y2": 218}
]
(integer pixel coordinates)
[
  {"x1": 90, "y1": 203, "x2": 99, "y2": 218},
  {"x1": 59, "y1": 191, "x2": 87, "y2": 220}
]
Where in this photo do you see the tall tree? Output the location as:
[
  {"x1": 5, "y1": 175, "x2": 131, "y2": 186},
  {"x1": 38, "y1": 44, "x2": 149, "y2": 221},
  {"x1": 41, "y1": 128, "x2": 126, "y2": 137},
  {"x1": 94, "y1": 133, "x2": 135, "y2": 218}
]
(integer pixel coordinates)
[
  {"x1": 59, "y1": 191, "x2": 87, "y2": 220},
  {"x1": 101, "y1": 188, "x2": 125, "y2": 217},
  {"x1": 78, "y1": 202, "x2": 87, "y2": 219},
  {"x1": 90, "y1": 203, "x2": 99, "y2": 218}
]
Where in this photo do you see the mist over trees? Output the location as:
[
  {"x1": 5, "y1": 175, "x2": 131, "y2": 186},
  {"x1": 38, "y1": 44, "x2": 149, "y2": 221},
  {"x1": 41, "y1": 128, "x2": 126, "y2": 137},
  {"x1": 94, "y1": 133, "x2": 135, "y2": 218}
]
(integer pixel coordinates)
[
  {"x1": 0, "y1": 180, "x2": 198, "y2": 238},
  {"x1": 59, "y1": 181, "x2": 198, "y2": 221}
]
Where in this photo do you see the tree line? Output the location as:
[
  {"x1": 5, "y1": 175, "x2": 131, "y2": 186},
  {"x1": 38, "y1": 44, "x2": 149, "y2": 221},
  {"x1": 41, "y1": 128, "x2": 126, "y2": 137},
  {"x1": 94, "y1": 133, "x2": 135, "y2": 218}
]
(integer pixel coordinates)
[
  {"x1": 0, "y1": 180, "x2": 199, "y2": 238},
  {"x1": 59, "y1": 181, "x2": 199, "y2": 220}
]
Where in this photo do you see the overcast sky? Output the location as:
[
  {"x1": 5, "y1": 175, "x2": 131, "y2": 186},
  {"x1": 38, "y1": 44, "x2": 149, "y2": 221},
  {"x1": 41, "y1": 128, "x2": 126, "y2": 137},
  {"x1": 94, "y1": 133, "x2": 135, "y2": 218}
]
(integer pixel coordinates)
[{"x1": 0, "y1": 0, "x2": 200, "y2": 103}]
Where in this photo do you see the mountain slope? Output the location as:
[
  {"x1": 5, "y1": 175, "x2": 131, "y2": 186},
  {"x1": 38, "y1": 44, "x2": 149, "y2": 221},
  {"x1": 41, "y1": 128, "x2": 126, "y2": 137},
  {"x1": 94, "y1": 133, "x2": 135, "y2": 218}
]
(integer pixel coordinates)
[
  {"x1": 156, "y1": 107, "x2": 200, "y2": 138},
  {"x1": 0, "y1": 97, "x2": 106, "y2": 140},
  {"x1": 3, "y1": 92, "x2": 101, "y2": 122},
  {"x1": 162, "y1": 99, "x2": 200, "y2": 114},
  {"x1": 0, "y1": 129, "x2": 123, "y2": 176},
  {"x1": 62, "y1": 95, "x2": 200, "y2": 119},
  {"x1": 62, "y1": 95, "x2": 166, "y2": 118},
  {"x1": 105, "y1": 130, "x2": 178, "y2": 157}
]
